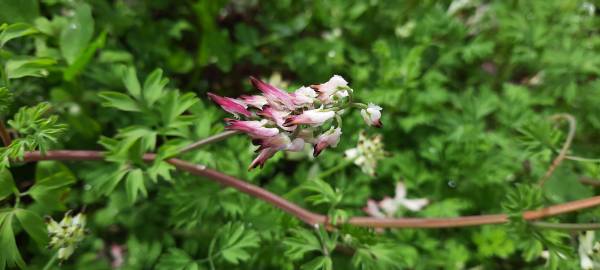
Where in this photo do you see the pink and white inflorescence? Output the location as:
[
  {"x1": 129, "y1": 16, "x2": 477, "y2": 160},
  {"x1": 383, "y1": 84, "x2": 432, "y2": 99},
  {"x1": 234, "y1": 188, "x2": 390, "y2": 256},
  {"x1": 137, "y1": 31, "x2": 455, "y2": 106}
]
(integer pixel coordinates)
[{"x1": 208, "y1": 75, "x2": 382, "y2": 170}]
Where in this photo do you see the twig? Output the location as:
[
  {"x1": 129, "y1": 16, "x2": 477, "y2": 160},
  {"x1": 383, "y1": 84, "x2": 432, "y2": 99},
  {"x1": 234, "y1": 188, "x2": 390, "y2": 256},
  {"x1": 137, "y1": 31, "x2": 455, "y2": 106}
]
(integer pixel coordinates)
[
  {"x1": 21, "y1": 150, "x2": 600, "y2": 229},
  {"x1": 178, "y1": 130, "x2": 240, "y2": 154},
  {"x1": 0, "y1": 121, "x2": 11, "y2": 146},
  {"x1": 538, "y1": 114, "x2": 577, "y2": 186},
  {"x1": 579, "y1": 177, "x2": 600, "y2": 187},
  {"x1": 566, "y1": 155, "x2": 600, "y2": 163},
  {"x1": 531, "y1": 221, "x2": 600, "y2": 231}
]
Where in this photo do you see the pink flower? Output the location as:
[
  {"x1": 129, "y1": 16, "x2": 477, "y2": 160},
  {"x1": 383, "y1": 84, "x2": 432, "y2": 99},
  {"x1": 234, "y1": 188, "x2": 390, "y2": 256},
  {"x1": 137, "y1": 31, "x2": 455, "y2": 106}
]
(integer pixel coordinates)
[
  {"x1": 360, "y1": 103, "x2": 382, "y2": 128},
  {"x1": 258, "y1": 106, "x2": 294, "y2": 131},
  {"x1": 253, "y1": 133, "x2": 304, "y2": 152},
  {"x1": 283, "y1": 109, "x2": 336, "y2": 127},
  {"x1": 225, "y1": 119, "x2": 279, "y2": 138},
  {"x1": 240, "y1": 95, "x2": 268, "y2": 109},
  {"x1": 207, "y1": 92, "x2": 252, "y2": 117},
  {"x1": 312, "y1": 75, "x2": 348, "y2": 102},
  {"x1": 249, "y1": 76, "x2": 295, "y2": 109},
  {"x1": 110, "y1": 244, "x2": 125, "y2": 268},
  {"x1": 313, "y1": 127, "x2": 341, "y2": 157},
  {"x1": 248, "y1": 148, "x2": 278, "y2": 170},
  {"x1": 248, "y1": 137, "x2": 305, "y2": 170},
  {"x1": 292, "y1": 86, "x2": 317, "y2": 106},
  {"x1": 363, "y1": 199, "x2": 386, "y2": 218}
]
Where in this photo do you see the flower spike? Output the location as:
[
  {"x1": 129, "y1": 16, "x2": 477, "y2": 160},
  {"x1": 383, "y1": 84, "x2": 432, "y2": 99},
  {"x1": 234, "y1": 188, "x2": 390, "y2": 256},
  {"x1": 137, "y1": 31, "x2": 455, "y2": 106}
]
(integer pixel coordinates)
[{"x1": 209, "y1": 75, "x2": 383, "y2": 169}]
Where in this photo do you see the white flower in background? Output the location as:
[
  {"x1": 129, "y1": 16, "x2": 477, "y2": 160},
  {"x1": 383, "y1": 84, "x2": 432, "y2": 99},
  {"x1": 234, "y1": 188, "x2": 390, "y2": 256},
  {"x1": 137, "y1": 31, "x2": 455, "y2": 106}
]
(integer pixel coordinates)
[
  {"x1": 579, "y1": 231, "x2": 600, "y2": 270},
  {"x1": 581, "y1": 2, "x2": 596, "y2": 16},
  {"x1": 345, "y1": 131, "x2": 385, "y2": 176},
  {"x1": 363, "y1": 182, "x2": 429, "y2": 218},
  {"x1": 447, "y1": 0, "x2": 473, "y2": 15},
  {"x1": 47, "y1": 212, "x2": 87, "y2": 260}
]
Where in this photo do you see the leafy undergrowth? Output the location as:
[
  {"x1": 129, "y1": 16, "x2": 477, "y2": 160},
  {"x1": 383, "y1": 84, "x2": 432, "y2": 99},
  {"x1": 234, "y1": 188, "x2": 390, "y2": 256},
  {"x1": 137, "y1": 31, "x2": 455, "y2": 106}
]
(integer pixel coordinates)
[{"x1": 1, "y1": 0, "x2": 600, "y2": 269}]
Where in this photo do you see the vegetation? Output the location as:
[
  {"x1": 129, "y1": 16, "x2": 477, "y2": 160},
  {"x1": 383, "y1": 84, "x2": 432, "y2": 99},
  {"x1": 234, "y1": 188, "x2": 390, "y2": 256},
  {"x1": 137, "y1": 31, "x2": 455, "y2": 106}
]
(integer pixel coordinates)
[{"x1": 1, "y1": 0, "x2": 600, "y2": 269}]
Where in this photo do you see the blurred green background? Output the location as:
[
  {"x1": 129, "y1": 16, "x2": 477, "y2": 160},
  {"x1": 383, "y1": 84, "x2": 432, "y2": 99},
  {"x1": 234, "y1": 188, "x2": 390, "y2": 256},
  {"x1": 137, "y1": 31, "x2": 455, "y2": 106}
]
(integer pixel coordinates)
[{"x1": 2, "y1": 0, "x2": 600, "y2": 269}]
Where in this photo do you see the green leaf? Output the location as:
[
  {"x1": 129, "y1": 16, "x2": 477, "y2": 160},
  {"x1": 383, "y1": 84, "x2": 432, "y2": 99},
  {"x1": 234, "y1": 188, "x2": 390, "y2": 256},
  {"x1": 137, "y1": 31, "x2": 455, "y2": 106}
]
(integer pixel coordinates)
[
  {"x1": 14, "y1": 209, "x2": 48, "y2": 246},
  {"x1": 28, "y1": 169, "x2": 76, "y2": 196},
  {"x1": 0, "y1": 23, "x2": 38, "y2": 47},
  {"x1": 143, "y1": 68, "x2": 169, "y2": 106},
  {"x1": 63, "y1": 31, "x2": 107, "y2": 81},
  {"x1": 0, "y1": 212, "x2": 24, "y2": 269},
  {"x1": 283, "y1": 228, "x2": 322, "y2": 260},
  {"x1": 301, "y1": 178, "x2": 342, "y2": 207},
  {"x1": 217, "y1": 223, "x2": 260, "y2": 265},
  {"x1": 98, "y1": 92, "x2": 141, "y2": 112},
  {"x1": 125, "y1": 169, "x2": 147, "y2": 203},
  {"x1": 352, "y1": 243, "x2": 415, "y2": 270},
  {"x1": 301, "y1": 256, "x2": 332, "y2": 270},
  {"x1": 122, "y1": 66, "x2": 141, "y2": 99},
  {"x1": 0, "y1": 0, "x2": 39, "y2": 24},
  {"x1": 156, "y1": 248, "x2": 199, "y2": 270},
  {"x1": 59, "y1": 3, "x2": 94, "y2": 64},
  {"x1": 5, "y1": 57, "x2": 56, "y2": 79},
  {"x1": 0, "y1": 168, "x2": 15, "y2": 201}
]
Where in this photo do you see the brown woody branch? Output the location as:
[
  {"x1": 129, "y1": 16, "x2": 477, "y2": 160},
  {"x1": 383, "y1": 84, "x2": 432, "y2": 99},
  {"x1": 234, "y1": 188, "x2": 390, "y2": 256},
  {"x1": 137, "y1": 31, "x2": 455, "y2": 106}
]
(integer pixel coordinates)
[{"x1": 22, "y1": 150, "x2": 600, "y2": 229}]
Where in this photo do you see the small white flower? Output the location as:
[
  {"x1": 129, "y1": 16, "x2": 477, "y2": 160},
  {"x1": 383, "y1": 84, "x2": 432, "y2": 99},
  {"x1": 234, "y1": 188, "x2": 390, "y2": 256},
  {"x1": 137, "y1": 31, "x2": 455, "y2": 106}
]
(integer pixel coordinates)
[
  {"x1": 292, "y1": 86, "x2": 318, "y2": 105},
  {"x1": 47, "y1": 212, "x2": 87, "y2": 260},
  {"x1": 363, "y1": 182, "x2": 429, "y2": 218},
  {"x1": 360, "y1": 103, "x2": 382, "y2": 128},
  {"x1": 579, "y1": 231, "x2": 600, "y2": 270},
  {"x1": 344, "y1": 131, "x2": 385, "y2": 176},
  {"x1": 313, "y1": 75, "x2": 349, "y2": 102}
]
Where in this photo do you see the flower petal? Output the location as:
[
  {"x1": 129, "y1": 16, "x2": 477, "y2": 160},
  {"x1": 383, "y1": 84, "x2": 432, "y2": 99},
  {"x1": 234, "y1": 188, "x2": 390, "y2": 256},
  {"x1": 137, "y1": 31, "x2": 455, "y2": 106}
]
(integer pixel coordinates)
[{"x1": 207, "y1": 92, "x2": 252, "y2": 117}]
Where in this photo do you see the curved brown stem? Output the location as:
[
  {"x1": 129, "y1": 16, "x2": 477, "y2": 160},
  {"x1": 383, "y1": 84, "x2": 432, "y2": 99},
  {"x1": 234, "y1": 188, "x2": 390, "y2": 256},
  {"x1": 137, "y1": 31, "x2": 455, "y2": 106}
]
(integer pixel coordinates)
[
  {"x1": 21, "y1": 150, "x2": 600, "y2": 229},
  {"x1": 538, "y1": 114, "x2": 576, "y2": 186},
  {"x1": 0, "y1": 121, "x2": 11, "y2": 146}
]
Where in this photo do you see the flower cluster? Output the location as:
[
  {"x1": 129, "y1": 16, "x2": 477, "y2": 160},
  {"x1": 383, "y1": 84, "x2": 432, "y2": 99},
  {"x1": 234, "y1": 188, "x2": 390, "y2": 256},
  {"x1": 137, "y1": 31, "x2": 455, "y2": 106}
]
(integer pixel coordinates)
[
  {"x1": 344, "y1": 130, "x2": 386, "y2": 176},
  {"x1": 363, "y1": 182, "x2": 429, "y2": 218},
  {"x1": 208, "y1": 75, "x2": 382, "y2": 170},
  {"x1": 579, "y1": 231, "x2": 600, "y2": 270},
  {"x1": 47, "y1": 212, "x2": 87, "y2": 260}
]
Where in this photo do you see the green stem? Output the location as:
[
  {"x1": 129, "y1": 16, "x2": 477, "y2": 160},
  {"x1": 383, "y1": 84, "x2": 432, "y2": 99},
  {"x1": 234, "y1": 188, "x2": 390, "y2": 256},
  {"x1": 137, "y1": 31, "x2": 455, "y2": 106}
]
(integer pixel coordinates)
[
  {"x1": 318, "y1": 159, "x2": 355, "y2": 179},
  {"x1": 178, "y1": 131, "x2": 240, "y2": 155},
  {"x1": 531, "y1": 221, "x2": 600, "y2": 231},
  {"x1": 566, "y1": 155, "x2": 600, "y2": 163},
  {"x1": 42, "y1": 253, "x2": 58, "y2": 270},
  {"x1": 313, "y1": 225, "x2": 330, "y2": 256}
]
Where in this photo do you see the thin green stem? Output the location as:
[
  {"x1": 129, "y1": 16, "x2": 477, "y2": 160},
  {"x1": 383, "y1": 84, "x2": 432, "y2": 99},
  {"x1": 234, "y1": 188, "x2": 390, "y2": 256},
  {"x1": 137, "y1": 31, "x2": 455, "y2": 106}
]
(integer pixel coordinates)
[
  {"x1": 42, "y1": 253, "x2": 58, "y2": 270},
  {"x1": 531, "y1": 221, "x2": 600, "y2": 231},
  {"x1": 318, "y1": 159, "x2": 355, "y2": 179},
  {"x1": 178, "y1": 130, "x2": 240, "y2": 155},
  {"x1": 313, "y1": 225, "x2": 330, "y2": 256},
  {"x1": 566, "y1": 155, "x2": 600, "y2": 163}
]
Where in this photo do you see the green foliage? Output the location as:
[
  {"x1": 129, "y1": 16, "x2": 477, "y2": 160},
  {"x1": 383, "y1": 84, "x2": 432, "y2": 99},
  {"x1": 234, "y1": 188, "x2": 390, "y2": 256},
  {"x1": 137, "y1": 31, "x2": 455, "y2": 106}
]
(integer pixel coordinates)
[{"x1": 0, "y1": 0, "x2": 599, "y2": 269}]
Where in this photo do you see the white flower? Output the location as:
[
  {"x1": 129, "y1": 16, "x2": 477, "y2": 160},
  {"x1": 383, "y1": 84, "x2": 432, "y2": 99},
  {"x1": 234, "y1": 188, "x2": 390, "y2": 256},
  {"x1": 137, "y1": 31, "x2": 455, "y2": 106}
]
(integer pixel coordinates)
[
  {"x1": 47, "y1": 212, "x2": 87, "y2": 260},
  {"x1": 344, "y1": 131, "x2": 385, "y2": 176},
  {"x1": 313, "y1": 75, "x2": 349, "y2": 102},
  {"x1": 293, "y1": 86, "x2": 318, "y2": 105},
  {"x1": 283, "y1": 108, "x2": 336, "y2": 127},
  {"x1": 579, "y1": 231, "x2": 600, "y2": 270},
  {"x1": 363, "y1": 182, "x2": 429, "y2": 218},
  {"x1": 360, "y1": 103, "x2": 382, "y2": 128},
  {"x1": 313, "y1": 127, "x2": 342, "y2": 157}
]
